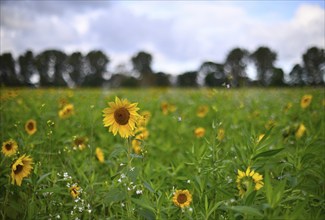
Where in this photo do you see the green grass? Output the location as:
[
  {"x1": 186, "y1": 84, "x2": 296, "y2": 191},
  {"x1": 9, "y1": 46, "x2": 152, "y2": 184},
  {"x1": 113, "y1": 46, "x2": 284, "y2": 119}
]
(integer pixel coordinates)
[{"x1": 0, "y1": 87, "x2": 324, "y2": 220}]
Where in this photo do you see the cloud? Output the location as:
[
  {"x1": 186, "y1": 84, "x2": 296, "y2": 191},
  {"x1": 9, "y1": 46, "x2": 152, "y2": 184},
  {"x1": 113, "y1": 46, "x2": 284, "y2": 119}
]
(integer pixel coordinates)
[{"x1": 0, "y1": 1, "x2": 324, "y2": 75}]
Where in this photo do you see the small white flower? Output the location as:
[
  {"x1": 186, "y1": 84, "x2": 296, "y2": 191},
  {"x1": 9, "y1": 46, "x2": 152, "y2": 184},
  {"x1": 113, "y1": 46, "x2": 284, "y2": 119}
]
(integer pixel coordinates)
[
  {"x1": 189, "y1": 207, "x2": 193, "y2": 212},
  {"x1": 121, "y1": 202, "x2": 125, "y2": 207},
  {"x1": 187, "y1": 180, "x2": 191, "y2": 184},
  {"x1": 120, "y1": 163, "x2": 124, "y2": 166},
  {"x1": 130, "y1": 167, "x2": 135, "y2": 172},
  {"x1": 136, "y1": 189, "x2": 143, "y2": 195}
]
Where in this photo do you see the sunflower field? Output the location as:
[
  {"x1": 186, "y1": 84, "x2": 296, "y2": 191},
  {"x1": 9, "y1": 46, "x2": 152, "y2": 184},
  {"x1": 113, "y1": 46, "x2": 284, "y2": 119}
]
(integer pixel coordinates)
[{"x1": 0, "y1": 87, "x2": 324, "y2": 220}]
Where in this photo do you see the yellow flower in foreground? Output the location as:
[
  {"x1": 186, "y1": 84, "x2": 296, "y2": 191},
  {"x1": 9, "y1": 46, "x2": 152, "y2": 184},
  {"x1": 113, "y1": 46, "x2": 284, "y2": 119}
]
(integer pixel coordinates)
[
  {"x1": 2, "y1": 139, "x2": 18, "y2": 157},
  {"x1": 194, "y1": 127, "x2": 205, "y2": 138},
  {"x1": 295, "y1": 123, "x2": 306, "y2": 139},
  {"x1": 103, "y1": 97, "x2": 141, "y2": 138},
  {"x1": 300, "y1": 95, "x2": 312, "y2": 109},
  {"x1": 236, "y1": 167, "x2": 264, "y2": 198},
  {"x1": 25, "y1": 119, "x2": 37, "y2": 135},
  {"x1": 217, "y1": 128, "x2": 225, "y2": 141},
  {"x1": 173, "y1": 189, "x2": 192, "y2": 208},
  {"x1": 197, "y1": 105, "x2": 209, "y2": 118},
  {"x1": 95, "y1": 147, "x2": 105, "y2": 163},
  {"x1": 59, "y1": 104, "x2": 74, "y2": 119},
  {"x1": 132, "y1": 139, "x2": 142, "y2": 155},
  {"x1": 11, "y1": 154, "x2": 33, "y2": 186},
  {"x1": 138, "y1": 110, "x2": 151, "y2": 127},
  {"x1": 70, "y1": 184, "x2": 81, "y2": 198}
]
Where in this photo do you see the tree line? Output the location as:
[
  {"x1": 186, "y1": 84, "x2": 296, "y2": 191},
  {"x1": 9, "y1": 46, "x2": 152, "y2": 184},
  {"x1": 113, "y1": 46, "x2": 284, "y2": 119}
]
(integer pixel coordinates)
[{"x1": 0, "y1": 46, "x2": 324, "y2": 88}]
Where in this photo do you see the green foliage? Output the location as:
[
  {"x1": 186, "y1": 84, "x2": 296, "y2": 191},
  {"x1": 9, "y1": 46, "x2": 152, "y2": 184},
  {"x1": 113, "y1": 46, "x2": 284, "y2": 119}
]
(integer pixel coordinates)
[{"x1": 0, "y1": 87, "x2": 324, "y2": 219}]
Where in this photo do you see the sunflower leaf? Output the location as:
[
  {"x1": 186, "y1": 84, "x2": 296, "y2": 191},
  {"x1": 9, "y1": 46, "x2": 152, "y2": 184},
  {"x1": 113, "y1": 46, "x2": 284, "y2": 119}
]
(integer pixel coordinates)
[{"x1": 252, "y1": 148, "x2": 284, "y2": 160}]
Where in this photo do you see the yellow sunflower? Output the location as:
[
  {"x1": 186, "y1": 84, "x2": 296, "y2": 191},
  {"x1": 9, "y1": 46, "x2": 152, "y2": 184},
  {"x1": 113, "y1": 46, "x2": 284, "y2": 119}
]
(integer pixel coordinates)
[
  {"x1": 103, "y1": 97, "x2": 141, "y2": 138},
  {"x1": 138, "y1": 110, "x2": 151, "y2": 127},
  {"x1": 73, "y1": 136, "x2": 88, "y2": 150},
  {"x1": 132, "y1": 139, "x2": 142, "y2": 155},
  {"x1": 11, "y1": 154, "x2": 33, "y2": 186},
  {"x1": 1, "y1": 139, "x2": 18, "y2": 157},
  {"x1": 295, "y1": 123, "x2": 306, "y2": 139},
  {"x1": 173, "y1": 189, "x2": 192, "y2": 208},
  {"x1": 194, "y1": 127, "x2": 205, "y2": 138},
  {"x1": 300, "y1": 95, "x2": 312, "y2": 109},
  {"x1": 95, "y1": 147, "x2": 105, "y2": 163},
  {"x1": 217, "y1": 128, "x2": 225, "y2": 141},
  {"x1": 236, "y1": 167, "x2": 264, "y2": 198},
  {"x1": 25, "y1": 119, "x2": 37, "y2": 135},
  {"x1": 197, "y1": 105, "x2": 209, "y2": 118},
  {"x1": 59, "y1": 104, "x2": 74, "y2": 119},
  {"x1": 70, "y1": 184, "x2": 81, "y2": 198}
]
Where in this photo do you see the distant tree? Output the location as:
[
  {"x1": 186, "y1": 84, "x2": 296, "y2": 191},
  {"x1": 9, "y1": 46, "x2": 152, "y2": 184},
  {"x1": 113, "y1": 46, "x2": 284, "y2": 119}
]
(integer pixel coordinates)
[
  {"x1": 302, "y1": 47, "x2": 325, "y2": 85},
  {"x1": 35, "y1": 50, "x2": 68, "y2": 87},
  {"x1": 67, "y1": 52, "x2": 85, "y2": 87},
  {"x1": 18, "y1": 50, "x2": 36, "y2": 86},
  {"x1": 155, "y1": 72, "x2": 171, "y2": 87},
  {"x1": 0, "y1": 52, "x2": 20, "y2": 86},
  {"x1": 82, "y1": 50, "x2": 109, "y2": 87},
  {"x1": 270, "y1": 67, "x2": 285, "y2": 86},
  {"x1": 177, "y1": 71, "x2": 198, "y2": 87},
  {"x1": 289, "y1": 64, "x2": 304, "y2": 86},
  {"x1": 131, "y1": 51, "x2": 155, "y2": 86},
  {"x1": 224, "y1": 48, "x2": 249, "y2": 87},
  {"x1": 199, "y1": 61, "x2": 225, "y2": 87},
  {"x1": 251, "y1": 46, "x2": 277, "y2": 86}
]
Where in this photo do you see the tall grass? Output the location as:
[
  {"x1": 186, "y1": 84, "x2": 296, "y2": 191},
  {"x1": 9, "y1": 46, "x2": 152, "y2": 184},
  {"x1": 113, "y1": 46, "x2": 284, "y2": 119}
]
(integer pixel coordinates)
[{"x1": 0, "y1": 87, "x2": 324, "y2": 220}]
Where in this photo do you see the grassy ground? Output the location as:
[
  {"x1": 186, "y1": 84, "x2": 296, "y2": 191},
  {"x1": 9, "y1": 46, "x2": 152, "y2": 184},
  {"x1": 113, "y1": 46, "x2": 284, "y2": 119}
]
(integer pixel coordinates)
[{"x1": 0, "y1": 87, "x2": 324, "y2": 220}]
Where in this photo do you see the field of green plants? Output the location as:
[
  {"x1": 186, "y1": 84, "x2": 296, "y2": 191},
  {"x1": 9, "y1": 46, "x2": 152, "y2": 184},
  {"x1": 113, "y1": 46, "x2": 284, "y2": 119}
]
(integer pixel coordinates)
[{"x1": 0, "y1": 87, "x2": 324, "y2": 220}]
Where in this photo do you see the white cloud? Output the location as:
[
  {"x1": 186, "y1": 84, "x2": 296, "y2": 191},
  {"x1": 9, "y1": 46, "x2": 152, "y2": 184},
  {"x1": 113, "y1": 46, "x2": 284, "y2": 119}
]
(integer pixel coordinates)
[{"x1": 0, "y1": 1, "x2": 324, "y2": 75}]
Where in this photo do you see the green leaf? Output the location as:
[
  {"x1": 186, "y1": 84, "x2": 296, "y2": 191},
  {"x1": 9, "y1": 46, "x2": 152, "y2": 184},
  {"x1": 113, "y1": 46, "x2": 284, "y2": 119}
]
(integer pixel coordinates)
[
  {"x1": 229, "y1": 206, "x2": 263, "y2": 217},
  {"x1": 105, "y1": 187, "x2": 126, "y2": 203},
  {"x1": 131, "y1": 198, "x2": 155, "y2": 213},
  {"x1": 245, "y1": 190, "x2": 256, "y2": 206},
  {"x1": 252, "y1": 148, "x2": 284, "y2": 160},
  {"x1": 36, "y1": 172, "x2": 52, "y2": 184},
  {"x1": 143, "y1": 181, "x2": 155, "y2": 193}
]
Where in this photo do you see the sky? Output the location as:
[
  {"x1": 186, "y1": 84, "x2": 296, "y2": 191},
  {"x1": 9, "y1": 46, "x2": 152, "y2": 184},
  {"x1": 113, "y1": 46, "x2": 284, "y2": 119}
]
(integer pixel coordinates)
[{"x1": 0, "y1": 0, "x2": 324, "y2": 78}]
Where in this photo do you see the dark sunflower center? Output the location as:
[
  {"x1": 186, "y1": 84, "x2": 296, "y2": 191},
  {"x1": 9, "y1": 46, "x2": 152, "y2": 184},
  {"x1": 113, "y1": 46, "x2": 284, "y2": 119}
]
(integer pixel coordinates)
[
  {"x1": 5, "y1": 143, "x2": 12, "y2": 150},
  {"x1": 14, "y1": 164, "x2": 23, "y2": 175},
  {"x1": 27, "y1": 122, "x2": 34, "y2": 130},
  {"x1": 177, "y1": 193, "x2": 187, "y2": 204},
  {"x1": 114, "y1": 107, "x2": 130, "y2": 125},
  {"x1": 74, "y1": 138, "x2": 84, "y2": 146},
  {"x1": 303, "y1": 98, "x2": 308, "y2": 103}
]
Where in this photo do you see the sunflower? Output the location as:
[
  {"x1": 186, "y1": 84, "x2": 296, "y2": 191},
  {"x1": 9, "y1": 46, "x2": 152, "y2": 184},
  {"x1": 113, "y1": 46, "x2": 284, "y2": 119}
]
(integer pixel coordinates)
[
  {"x1": 132, "y1": 139, "x2": 142, "y2": 155},
  {"x1": 2, "y1": 139, "x2": 18, "y2": 157},
  {"x1": 295, "y1": 123, "x2": 306, "y2": 139},
  {"x1": 138, "y1": 110, "x2": 151, "y2": 127},
  {"x1": 173, "y1": 189, "x2": 192, "y2": 208},
  {"x1": 194, "y1": 127, "x2": 205, "y2": 138},
  {"x1": 25, "y1": 119, "x2": 37, "y2": 135},
  {"x1": 95, "y1": 147, "x2": 105, "y2": 163},
  {"x1": 73, "y1": 136, "x2": 88, "y2": 150},
  {"x1": 103, "y1": 97, "x2": 141, "y2": 138},
  {"x1": 197, "y1": 105, "x2": 209, "y2": 118},
  {"x1": 217, "y1": 128, "x2": 225, "y2": 141},
  {"x1": 59, "y1": 104, "x2": 74, "y2": 119},
  {"x1": 236, "y1": 167, "x2": 263, "y2": 198},
  {"x1": 135, "y1": 127, "x2": 150, "y2": 140},
  {"x1": 300, "y1": 95, "x2": 312, "y2": 109},
  {"x1": 11, "y1": 154, "x2": 33, "y2": 186},
  {"x1": 70, "y1": 184, "x2": 81, "y2": 198}
]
